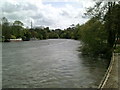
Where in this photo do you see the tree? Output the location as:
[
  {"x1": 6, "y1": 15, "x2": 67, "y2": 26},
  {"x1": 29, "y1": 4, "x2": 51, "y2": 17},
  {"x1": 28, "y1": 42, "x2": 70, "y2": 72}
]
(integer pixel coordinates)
[
  {"x1": 2, "y1": 17, "x2": 9, "y2": 26},
  {"x1": 83, "y1": 1, "x2": 120, "y2": 58},
  {"x1": 2, "y1": 17, "x2": 11, "y2": 40},
  {"x1": 12, "y1": 20, "x2": 24, "y2": 38},
  {"x1": 22, "y1": 29, "x2": 31, "y2": 41},
  {"x1": 79, "y1": 18, "x2": 108, "y2": 56},
  {"x1": 104, "y1": 2, "x2": 120, "y2": 48},
  {"x1": 13, "y1": 20, "x2": 24, "y2": 27}
]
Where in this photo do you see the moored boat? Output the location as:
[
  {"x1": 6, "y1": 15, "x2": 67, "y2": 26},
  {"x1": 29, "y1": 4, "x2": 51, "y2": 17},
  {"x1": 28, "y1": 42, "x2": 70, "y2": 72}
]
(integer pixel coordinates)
[{"x1": 9, "y1": 38, "x2": 22, "y2": 42}]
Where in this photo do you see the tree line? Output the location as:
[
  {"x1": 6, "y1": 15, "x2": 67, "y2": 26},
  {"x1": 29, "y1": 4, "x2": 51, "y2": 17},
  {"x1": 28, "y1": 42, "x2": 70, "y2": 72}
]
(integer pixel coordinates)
[
  {"x1": 1, "y1": 17, "x2": 79, "y2": 41},
  {"x1": 1, "y1": 1, "x2": 120, "y2": 59},
  {"x1": 81, "y1": 1, "x2": 120, "y2": 58}
]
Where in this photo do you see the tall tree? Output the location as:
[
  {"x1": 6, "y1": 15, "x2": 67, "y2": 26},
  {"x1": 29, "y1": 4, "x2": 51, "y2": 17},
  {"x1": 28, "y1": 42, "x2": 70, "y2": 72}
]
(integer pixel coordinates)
[
  {"x1": 12, "y1": 20, "x2": 24, "y2": 38},
  {"x1": 2, "y1": 17, "x2": 11, "y2": 39},
  {"x1": 13, "y1": 20, "x2": 24, "y2": 27},
  {"x1": 104, "y1": 2, "x2": 120, "y2": 47},
  {"x1": 84, "y1": 1, "x2": 120, "y2": 58}
]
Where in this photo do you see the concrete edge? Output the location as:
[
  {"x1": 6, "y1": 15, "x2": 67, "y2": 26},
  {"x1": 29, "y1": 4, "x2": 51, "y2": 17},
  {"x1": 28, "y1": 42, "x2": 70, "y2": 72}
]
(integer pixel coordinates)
[{"x1": 98, "y1": 53, "x2": 115, "y2": 89}]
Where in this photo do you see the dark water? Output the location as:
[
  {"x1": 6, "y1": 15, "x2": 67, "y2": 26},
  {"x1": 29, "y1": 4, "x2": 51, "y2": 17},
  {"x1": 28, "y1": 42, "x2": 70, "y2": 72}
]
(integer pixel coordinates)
[{"x1": 2, "y1": 39, "x2": 109, "y2": 88}]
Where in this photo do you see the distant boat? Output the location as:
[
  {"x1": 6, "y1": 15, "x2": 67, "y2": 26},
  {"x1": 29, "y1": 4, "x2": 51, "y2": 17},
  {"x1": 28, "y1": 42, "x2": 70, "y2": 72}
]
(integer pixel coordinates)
[{"x1": 9, "y1": 38, "x2": 22, "y2": 42}]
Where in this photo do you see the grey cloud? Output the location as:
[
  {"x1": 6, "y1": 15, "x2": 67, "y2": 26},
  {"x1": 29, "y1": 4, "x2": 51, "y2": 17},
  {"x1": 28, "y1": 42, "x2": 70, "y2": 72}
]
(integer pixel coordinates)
[
  {"x1": 60, "y1": 10, "x2": 70, "y2": 17},
  {"x1": 2, "y1": 2, "x2": 37, "y2": 13},
  {"x1": 35, "y1": 17, "x2": 55, "y2": 26},
  {"x1": 19, "y1": 3, "x2": 38, "y2": 11},
  {"x1": 1, "y1": 0, "x2": 90, "y2": 29},
  {"x1": 6, "y1": 13, "x2": 26, "y2": 20},
  {"x1": 31, "y1": 13, "x2": 44, "y2": 19},
  {"x1": 2, "y1": 3, "x2": 19, "y2": 13}
]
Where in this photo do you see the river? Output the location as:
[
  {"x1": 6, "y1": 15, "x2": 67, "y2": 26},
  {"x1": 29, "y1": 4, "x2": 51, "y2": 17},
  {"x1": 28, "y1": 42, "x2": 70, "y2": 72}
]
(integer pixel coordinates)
[{"x1": 2, "y1": 39, "x2": 109, "y2": 88}]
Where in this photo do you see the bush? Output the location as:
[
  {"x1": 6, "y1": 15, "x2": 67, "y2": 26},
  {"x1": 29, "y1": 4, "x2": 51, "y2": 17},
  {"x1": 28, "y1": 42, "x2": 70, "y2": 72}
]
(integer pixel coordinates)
[
  {"x1": 114, "y1": 46, "x2": 120, "y2": 53},
  {"x1": 10, "y1": 35, "x2": 16, "y2": 39}
]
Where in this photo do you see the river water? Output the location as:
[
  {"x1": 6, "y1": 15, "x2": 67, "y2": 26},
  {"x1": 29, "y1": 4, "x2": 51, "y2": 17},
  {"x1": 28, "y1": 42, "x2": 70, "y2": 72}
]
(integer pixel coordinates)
[{"x1": 2, "y1": 39, "x2": 109, "y2": 88}]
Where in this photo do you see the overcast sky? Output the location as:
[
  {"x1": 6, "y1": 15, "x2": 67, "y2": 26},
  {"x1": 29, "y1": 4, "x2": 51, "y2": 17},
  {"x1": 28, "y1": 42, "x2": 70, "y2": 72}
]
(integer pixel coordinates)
[{"x1": 1, "y1": 0, "x2": 95, "y2": 29}]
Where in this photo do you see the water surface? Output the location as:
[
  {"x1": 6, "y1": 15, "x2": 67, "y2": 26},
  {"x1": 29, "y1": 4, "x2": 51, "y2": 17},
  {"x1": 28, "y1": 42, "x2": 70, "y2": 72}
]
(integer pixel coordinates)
[{"x1": 2, "y1": 39, "x2": 109, "y2": 88}]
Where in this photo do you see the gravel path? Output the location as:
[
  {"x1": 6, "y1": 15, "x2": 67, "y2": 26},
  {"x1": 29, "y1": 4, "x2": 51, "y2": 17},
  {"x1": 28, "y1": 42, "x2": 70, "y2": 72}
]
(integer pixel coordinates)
[{"x1": 103, "y1": 53, "x2": 119, "y2": 88}]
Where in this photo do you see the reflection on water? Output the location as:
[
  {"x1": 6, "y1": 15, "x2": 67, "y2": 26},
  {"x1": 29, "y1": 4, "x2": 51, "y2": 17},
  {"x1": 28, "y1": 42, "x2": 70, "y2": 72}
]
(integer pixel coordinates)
[{"x1": 2, "y1": 39, "x2": 109, "y2": 88}]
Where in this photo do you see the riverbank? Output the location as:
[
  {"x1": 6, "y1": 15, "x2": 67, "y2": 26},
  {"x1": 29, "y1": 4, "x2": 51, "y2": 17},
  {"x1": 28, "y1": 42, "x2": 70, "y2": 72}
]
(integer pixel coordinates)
[{"x1": 98, "y1": 52, "x2": 119, "y2": 89}]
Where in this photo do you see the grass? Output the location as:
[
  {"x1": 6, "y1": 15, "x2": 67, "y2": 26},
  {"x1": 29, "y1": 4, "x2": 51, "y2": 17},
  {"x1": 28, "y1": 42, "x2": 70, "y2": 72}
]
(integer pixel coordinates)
[{"x1": 114, "y1": 45, "x2": 120, "y2": 53}]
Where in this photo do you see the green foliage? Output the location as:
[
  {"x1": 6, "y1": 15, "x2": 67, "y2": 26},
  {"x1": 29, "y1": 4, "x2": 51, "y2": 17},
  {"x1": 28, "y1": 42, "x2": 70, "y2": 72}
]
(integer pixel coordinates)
[
  {"x1": 77, "y1": 18, "x2": 108, "y2": 57},
  {"x1": 2, "y1": 17, "x2": 79, "y2": 41},
  {"x1": 49, "y1": 32, "x2": 59, "y2": 39},
  {"x1": 104, "y1": 3, "x2": 120, "y2": 48},
  {"x1": 114, "y1": 46, "x2": 120, "y2": 53},
  {"x1": 10, "y1": 35, "x2": 16, "y2": 39},
  {"x1": 82, "y1": 1, "x2": 120, "y2": 58},
  {"x1": 13, "y1": 20, "x2": 24, "y2": 26}
]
